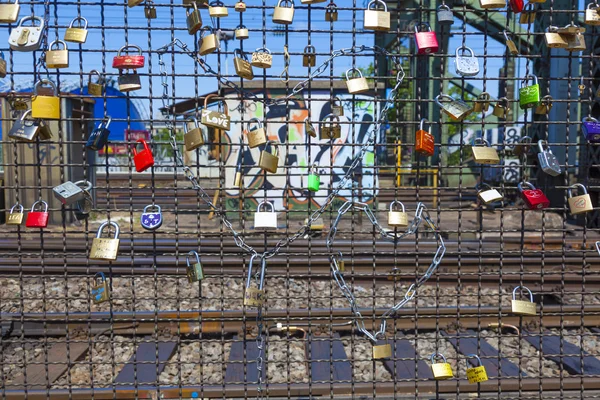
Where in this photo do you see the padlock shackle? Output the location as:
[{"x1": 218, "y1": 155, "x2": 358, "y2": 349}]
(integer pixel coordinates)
[
  {"x1": 204, "y1": 93, "x2": 229, "y2": 115},
  {"x1": 256, "y1": 200, "x2": 274, "y2": 213},
  {"x1": 519, "y1": 135, "x2": 532, "y2": 144},
  {"x1": 10, "y1": 203, "x2": 24, "y2": 213},
  {"x1": 258, "y1": 256, "x2": 267, "y2": 289},
  {"x1": 143, "y1": 204, "x2": 161, "y2": 213},
  {"x1": 30, "y1": 200, "x2": 48, "y2": 212},
  {"x1": 520, "y1": 74, "x2": 538, "y2": 88},
  {"x1": 568, "y1": 183, "x2": 588, "y2": 197},
  {"x1": 18, "y1": 15, "x2": 44, "y2": 27},
  {"x1": 74, "y1": 180, "x2": 93, "y2": 192},
  {"x1": 478, "y1": 92, "x2": 490, "y2": 100},
  {"x1": 97, "y1": 221, "x2": 120, "y2": 239},
  {"x1": 389, "y1": 200, "x2": 405, "y2": 213},
  {"x1": 89, "y1": 69, "x2": 103, "y2": 82},
  {"x1": 117, "y1": 44, "x2": 142, "y2": 56},
  {"x1": 184, "y1": 117, "x2": 200, "y2": 133},
  {"x1": 497, "y1": 97, "x2": 510, "y2": 106},
  {"x1": 596, "y1": 241, "x2": 600, "y2": 255},
  {"x1": 265, "y1": 140, "x2": 279, "y2": 157},
  {"x1": 473, "y1": 137, "x2": 491, "y2": 147},
  {"x1": 518, "y1": 181, "x2": 536, "y2": 192},
  {"x1": 100, "y1": 116, "x2": 112, "y2": 130},
  {"x1": 186, "y1": 250, "x2": 201, "y2": 267},
  {"x1": 254, "y1": 47, "x2": 271, "y2": 54},
  {"x1": 323, "y1": 113, "x2": 340, "y2": 124},
  {"x1": 583, "y1": 116, "x2": 599, "y2": 123},
  {"x1": 326, "y1": 2, "x2": 337, "y2": 9},
  {"x1": 512, "y1": 285, "x2": 534, "y2": 302},
  {"x1": 201, "y1": 26, "x2": 215, "y2": 37},
  {"x1": 537, "y1": 139, "x2": 550, "y2": 153},
  {"x1": 332, "y1": 96, "x2": 342, "y2": 105},
  {"x1": 247, "y1": 117, "x2": 263, "y2": 131},
  {"x1": 475, "y1": 182, "x2": 492, "y2": 193},
  {"x1": 435, "y1": 94, "x2": 454, "y2": 107},
  {"x1": 49, "y1": 39, "x2": 68, "y2": 50},
  {"x1": 430, "y1": 352, "x2": 447, "y2": 364},
  {"x1": 245, "y1": 253, "x2": 258, "y2": 288},
  {"x1": 588, "y1": 2, "x2": 600, "y2": 9},
  {"x1": 466, "y1": 354, "x2": 483, "y2": 367},
  {"x1": 34, "y1": 79, "x2": 58, "y2": 96},
  {"x1": 345, "y1": 67, "x2": 363, "y2": 81},
  {"x1": 276, "y1": 0, "x2": 294, "y2": 8},
  {"x1": 414, "y1": 22, "x2": 431, "y2": 33},
  {"x1": 209, "y1": 0, "x2": 224, "y2": 5},
  {"x1": 188, "y1": 0, "x2": 199, "y2": 12},
  {"x1": 419, "y1": 118, "x2": 429, "y2": 132},
  {"x1": 438, "y1": 3, "x2": 450, "y2": 10},
  {"x1": 69, "y1": 16, "x2": 88, "y2": 29},
  {"x1": 455, "y1": 45, "x2": 474, "y2": 58},
  {"x1": 309, "y1": 163, "x2": 318, "y2": 174},
  {"x1": 304, "y1": 45, "x2": 316, "y2": 53},
  {"x1": 367, "y1": 0, "x2": 387, "y2": 11},
  {"x1": 134, "y1": 138, "x2": 151, "y2": 155},
  {"x1": 94, "y1": 271, "x2": 106, "y2": 282},
  {"x1": 236, "y1": 24, "x2": 247, "y2": 30}
]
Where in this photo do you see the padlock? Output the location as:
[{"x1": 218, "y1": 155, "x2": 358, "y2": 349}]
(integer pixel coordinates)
[
  {"x1": 473, "y1": 92, "x2": 491, "y2": 113},
  {"x1": 519, "y1": 3, "x2": 536, "y2": 24},
  {"x1": 388, "y1": 200, "x2": 408, "y2": 227},
  {"x1": 141, "y1": 204, "x2": 163, "y2": 230},
  {"x1": 31, "y1": 79, "x2": 60, "y2": 119},
  {"x1": 251, "y1": 47, "x2": 273, "y2": 69},
  {"x1": 431, "y1": 353, "x2": 453, "y2": 380},
  {"x1": 199, "y1": 27, "x2": 219, "y2": 55},
  {"x1": 331, "y1": 96, "x2": 344, "y2": 116},
  {"x1": 258, "y1": 140, "x2": 280, "y2": 173},
  {"x1": 307, "y1": 217, "x2": 324, "y2": 230},
  {"x1": 513, "y1": 136, "x2": 532, "y2": 157},
  {"x1": 509, "y1": 0, "x2": 523, "y2": 12},
  {"x1": 537, "y1": 140, "x2": 562, "y2": 176},
  {"x1": 414, "y1": 23, "x2": 439, "y2": 55},
  {"x1": 37, "y1": 119, "x2": 53, "y2": 141},
  {"x1": 7, "y1": 91, "x2": 28, "y2": 111},
  {"x1": 307, "y1": 164, "x2": 321, "y2": 192},
  {"x1": 186, "y1": 2, "x2": 203, "y2": 35},
  {"x1": 184, "y1": 117, "x2": 205, "y2": 151},
  {"x1": 503, "y1": 30, "x2": 519, "y2": 55},
  {"x1": 9, "y1": 16, "x2": 45, "y2": 52},
  {"x1": 582, "y1": 117, "x2": 600, "y2": 143},
  {"x1": 186, "y1": 250, "x2": 204, "y2": 282},
  {"x1": 304, "y1": 117, "x2": 317, "y2": 138},
  {"x1": 64, "y1": 16, "x2": 88, "y2": 43},
  {"x1": 8, "y1": 110, "x2": 41, "y2": 142},
  {"x1": 320, "y1": 114, "x2": 341, "y2": 139},
  {"x1": 128, "y1": 0, "x2": 144, "y2": 7},
  {"x1": 234, "y1": 0, "x2": 246, "y2": 11},
  {"x1": 302, "y1": 45, "x2": 316, "y2": 67},
  {"x1": 118, "y1": 70, "x2": 142, "y2": 92},
  {"x1": 333, "y1": 251, "x2": 345, "y2": 272},
  {"x1": 53, "y1": 180, "x2": 92, "y2": 205},
  {"x1": 437, "y1": 4, "x2": 453, "y2": 25},
  {"x1": 273, "y1": 0, "x2": 294, "y2": 24},
  {"x1": 519, "y1": 75, "x2": 540, "y2": 110},
  {"x1": 435, "y1": 94, "x2": 473, "y2": 121},
  {"x1": 493, "y1": 97, "x2": 511, "y2": 119},
  {"x1": 244, "y1": 255, "x2": 265, "y2": 307},
  {"x1": 208, "y1": 0, "x2": 228, "y2": 17},
  {"x1": 6, "y1": 203, "x2": 24, "y2": 225},
  {"x1": 345, "y1": 67, "x2": 369, "y2": 94},
  {"x1": 565, "y1": 32, "x2": 586, "y2": 52},
  {"x1": 471, "y1": 138, "x2": 499, "y2": 164},
  {"x1": 86, "y1": 117, "x2": 112, "y2": 151},
  {"x1": 91, "y1": 272, "x2": 110, "y2": 304},
  {"x1": 568, "y1": 183, "x2": 593, "y2": 215},
  {"x1": 479, "y1": 0, "x2": 505, "y2": 9},
  {"x1": 46, "y1": 40, "x2": 69, "y2": 69},
  {"x1": 0, "y1": 0, "x2": 19, "y2": 22},
  {"x1": 133, "y1": 138, "x2": 155, "y2": 172},
  {"x1": 325, "y1": 2, "x2": 338, "y2": 21},
  {"x1": 87, "y1": 70, "x2": 104, "y2": 96},
  {"x1": 518, "y1": 181, "x2": 550, "y2": 210},
  {"x1": 585, "y1": 2, "x2": 600, "y2": 25},
  {"x1": 145, "y1": 1, "x2": 157, "y2": 18},
  {"x1": 112, "y1": 44, "x2": 145, "y2": 69},
  {"x1": 363, "y1": 0, "x2": 390, "y2": 31},
  {"x1": 415, "y1": 118, "x2": 434, "y2": 156},
  {"x1": 534, "y1": 95, "x2": 553, "y2": 115},
  {"x1": 201, "y1": 94, "x2": 230, "y2": 131},
  {"x1": 476, "y1": 183, "x2": 503, "y2": 204},
  {"x1": 466, "y1": 355, "x2": 488, "y2": 384},
  {"x1": 0, "y1": 52, "x2": 6, "y2": 78},
  {"x1": 511, "y1": 285, "x2": 536, "y2": 315},
  {"x1": 454, "y1": 45, "x2": 479, "y2": 77},
  {"x1": 545, "y1": 26, "x2": 569, "y2": 48},
  {"x1": 372, "y1": 338, "x2": 392, "y2": 359},
  {"x1": 235, "y1": 24, "x2": 249, "y2": 40},
  {"x1": 233, "y1": 48, "x2": 254, "y2": 80},
  {"x1": 25, "y1": 200, "x2": 49, "y2": 228},
  {"x1": 246, "y1": 118, "x2": 267, "y2": 148},
  {"x1": 90, "y1": 221, "x2": 120, "y2": 261},
  {"x1": 254, "y1": 200, "x2": 278, "y2": 229}
]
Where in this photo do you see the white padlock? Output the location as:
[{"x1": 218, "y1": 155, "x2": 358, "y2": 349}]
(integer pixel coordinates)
[{"x1": 254, "y1": 201, "x2": 278, "y2": 229}]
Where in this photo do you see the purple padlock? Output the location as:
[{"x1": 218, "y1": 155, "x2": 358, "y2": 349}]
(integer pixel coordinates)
[
  {"x1": 582, "y1": 117, "x2": 600, "y2": 143},
  {"x1": 140, "y1": 204, "x2": 162, "y2": 230}
]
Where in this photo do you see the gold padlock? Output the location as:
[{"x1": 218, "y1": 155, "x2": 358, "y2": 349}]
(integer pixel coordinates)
[
  {"x1": 233, "y1": 48, "x2": 254, "y2": 80},
  {"x1": 246, "y1": 117, "x2": 267, "y2": 148},
  {"x1": 199, "y1": 26, "x2": 219, "y2": 55},
  {"x1": 431, "y1": 353, "x2": 453, "y2": 380},
  {"x1": 372, "y1": 338, "x2": 392, "y2": 359},
  {"x1": 273, "y1": 0, "x2": 294, "y2": 24},
  {"x1": 31, "y1": 79, "x2": 60, "y2": 119},
  {"x1": 473, "y1": 92, "x2": 491, "y2": 113},
  {"x1": 234, "y1": 0, "x2": 246, "y2": 11},
  {"x1": 534, "y1": 95, "x2": 553, "y2": 115},
  {"x1": 388, "y1": 200, "x2": 408, "y2": 228},
  {"x1": 320, "y1": 113, "x2": 341, "y2": 139},
  {"x1": 503, "y1": 30, "x2": 519, "y2": 55},
  {"x1": 208, "y1": 0, "x2": 228, "y2": 17},
  {"x1": 46, "y1": 39, "x2": 69, "y2": 69},
  {"x1": 568, "y1": 183, "x2": 594, "y2": 215},
  {"x1": 435, "y1": 93, "x2": 473, "y2": 121},
  {"x1": 88, "y1": 70, "x2": 104, "y2": 96},
  {"x1": 325, "y1": 2, "x2": 338, "y2": 21},
  {"x1": 90, "y1": 221, "x2": 120, "y2": 261},
  {"x1": 235, "y1": 24, "x2": 249, "y2": 40},
  {"x1": 6, "y1": 203, "x2": 24, "y2": 225},
  {"x1": 186, "y1": 1, "x2": 203, "y2": 35},
  {"x1": 251, "y1": 47, "x2": 273, "y2": 69},
  {"x1": 201, "y1": 93, "x2": 230, "y2": 131},
  {"x1": 545, "y1": 26, "x2": 569, "y2": 48},
  {"x1": 64, "y1": 16, "x2": 88, "y2": 43},
  {"x1": 0, "y1": 51, "x2": 7, "y2": 78},
  {"x1": 466, "y1": 354, "x2": 488, "y2": 384},
  {"x1": 333, "y1": 251, "x2": 345, "y2": 272},
  {"x1": 566, "y1": 32, "x2": 586, "y2": 52},
  {"x1": 345, "y1": 67, "x2": 369, "y2": 94},
  {"x1": 302, "y1": 45, "x2": 316, "y2": 67},
  {"x1": 258, "y1": 140, "x2": 279, "y2": 173},
  {"x1": 331, "y1": 96, "x2": 344, "y2": 116},
  {"x1": 511, "y1": 285, "x2": 537, "y2": 316},
  {"x1": 492, "y1": 97, "x2": 510, "y2": 119},
  {"x1": 478, "y1": 0, "x2": 505, "y2": 9},
  {"x1": 184, "y1": 117, "x2": 205, "y2": 151},
  {"x1": 519, "y1": 3, "x2": 536, "y2": 24},
  {"x1": 585, "y1": 2, "x2": 600, "y2": 25},
  {"x1": 244, "y1": 287, "x2": 264, "y2": 307},
  {"x1": 476, "y1": 183, "x2": 503, "y2": 205},
  {"x1": 91, "y1": 272, "x2": 110, "y2": 304},
  {"x1": 363, "y1": 0, "x2": 390, "y2": 31},
  {"x1": 471, "y1": 138, "x2": 499, "y2": 164},
  {"x1": 0, "y1": 0, "x2": 19, "y2": 23}
]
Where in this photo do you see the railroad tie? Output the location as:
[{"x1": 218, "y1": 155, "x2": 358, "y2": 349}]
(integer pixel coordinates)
[
  {"x1": 308, "y1": 333, "x2": 352, "y2": 383},
  {"x1": 379, "y1": 334, "x2": 433, "y2": 380},
  {"x1": 114, "y1": 337, "x2": 178, "y2": 385},
  {"x1": 225, "y1": 335, "x2": 267, "y2": 384}
]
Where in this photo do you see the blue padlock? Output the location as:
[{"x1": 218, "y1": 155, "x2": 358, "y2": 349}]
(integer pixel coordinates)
[
  {"x1": 140, "y1": 204, "x2": 162, "y2": 230},
  {"x1": 86, "y1": 117, "x2": 111, "y2": 151}
]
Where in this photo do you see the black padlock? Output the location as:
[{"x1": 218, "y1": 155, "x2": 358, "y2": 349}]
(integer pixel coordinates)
[{"x1": 86, "y1": 117, "x2": 112, "y2": 151}]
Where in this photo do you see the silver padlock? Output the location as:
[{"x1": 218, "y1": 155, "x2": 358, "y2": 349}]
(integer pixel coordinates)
[
  {"x1": 9, "y1": 16, "x2": 45, "y2": 52},
  {"x1": 537, "y1": 140, "x2": 562, "y2": 176},
  {"x1": 437, "y1": 4, "x2": 453, "y2": 25},
  {"x1": 455, "y1": 45, "x2": 479, "y2": 77},
  {"x1": 388, "y1": 201, "x2": 408, "y2": 228},
  {"x1": 53, "y1": 180, "x2": 93, "y2": 205},
  {"x1": 476, "y1": 183, "x2": 503, "y2": 205},
  {"x1": 254, "y1": 201, "x2": 278, "y2": 229}
]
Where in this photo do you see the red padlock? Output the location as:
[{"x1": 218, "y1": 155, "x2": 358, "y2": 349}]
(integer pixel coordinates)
[
  {"x1": 518, "y1": 181, "x2": 550, "y2": 210},
  {"x1": 133, "y1": 138, "x2": 154, "y2": 172},
  {"x1": 509, "y1": 0, "x2": 524, "y2": 13},
  {"x1": 112, "y1": 45, "x2": 145, "y2": 70},
  {"x1": 414, "y1": 23, "x2": 439, "y2": 55},
  {"x1": 26, "y1": 200, "x2": 49, "y2": 228}
]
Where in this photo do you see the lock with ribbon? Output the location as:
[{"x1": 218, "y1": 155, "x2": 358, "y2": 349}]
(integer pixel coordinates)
[
  {"x1": 9, "y1": 16, "x2": 45, "y2": 51},
  {"x1": 91, "y1": 272, "x2": 110, "y2": 304},
  {"x1": 25, "y1": 200, "x2": 49, "y2": 228},
  {"x1": 86, "y1": 117, "x2": 112, "y2": 151},
  {"x1": 415, "y1": 118, "x2": 434, "y2": 156},
  {"x1": 568, "y1": 183, "x2": 593, "y2": 215},
  {"x1": 511, "y1": 285, "x2": 536, "y2": 315},
  {"x1": 518, "y1": 181, "x2": 550, "y2": 210},
  {"x1": 6, "y1": 203, "x2": 24, "y2": 225},
  {"x1": 133, "y1": 138, "x2": 155, "y2": 172},
  {"x1": 254, "y1": 200, "x2": 277, "y2": 229},
  {"x1": 141, "y1": 204, "x2": 163, "y2": 230},
  {"x1": 201, "y1": 94, "x2": 230, "y2": 131},
  {"x1": 90, "y1": 221, "x2": 120, "y2": 261},
  {"x1": 466, "y1": 354, "x2": 488, "y2": 384},
  {"x1": 187, "y1": 250, "x2": 204, "y2": 282},
  {"x1": 32, "y1": 79, "x2": 60, "y2": 119},
  {"x1": 430, "y1": 353, "x2": 453, "y2": 380},
  {"x1": 112, "y1": 44, "x2": 145, "y2": 69}
]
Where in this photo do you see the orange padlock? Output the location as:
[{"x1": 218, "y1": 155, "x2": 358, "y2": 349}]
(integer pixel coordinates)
[{"x1": 415, "y1": 118, "x2": 435, "y2": 156}]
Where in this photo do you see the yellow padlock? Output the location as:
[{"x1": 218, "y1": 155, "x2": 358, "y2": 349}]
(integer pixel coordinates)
[
  {"x1": 430, "y1": 353, "x2": 453, "y2": 380},
  {"x1": 31, "y1": 79, "x2": 60, "y2": 119},
  {"x1": 511, "y1": 285, "x2": 537, "y2": 316},
  {"x1": 332, "y1": 251, "x2": 345, "y2": 273},
  {"x1": 372, "y1": 337, "x2": 392, "y2": 359},
  {"x1": 465, "y1": 354, "x2": 488, "y2": 383}
]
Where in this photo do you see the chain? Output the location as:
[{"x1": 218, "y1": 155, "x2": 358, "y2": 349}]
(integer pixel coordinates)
[
  {"x1": 326, "y1": 202, "x2": 446, "y2": 343},
  {"x1": 279, "y1": 44, "x2": 290, "y2": 83}
]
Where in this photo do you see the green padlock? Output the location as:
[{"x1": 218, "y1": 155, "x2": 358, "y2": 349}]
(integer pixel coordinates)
[
  {"x1": 307, "y1": 164, "x2": 321, "y2": 192},
  {"x1": 519, "y1": 74, "x2": 540, "y2": 110}
]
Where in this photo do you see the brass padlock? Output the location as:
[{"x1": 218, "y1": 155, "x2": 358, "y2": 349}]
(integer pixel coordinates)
[
  {"x1": 302, "y1": 45, "x2": 316, "y2": 67},
  {"x1": 372, "y1": 337, "x2": 392, "y2": 359},
  {"x1": 88, "y1": 70, "x2": 104, "y2": 96},
  {"x1": 345, "y1": 67, "x2": 369, "y2": 94},
  {"x1": 363, "y1": 0, "x2": 390, "y2": 31},
  {"x1": 246, "y1": 117, "x2": 267, "y2": 148},
  {"x1": 545, "y1": 26, "x2": 569, "y2": 48},
  {"x1": 431, "y1": 353, "x2": 453, "y2": 380},
  {"x1": 568, "y1": 183, "x2": 593, "y2": 215},
  {"x1": 535, "y1": 95, "x2": 553, "y2": 115},
  {"x1": 503, "y1": 30, "x2": 519, "y2": 55},
  {"x1": 31, "y1": 79, "x2": 60, "y2": 119},
  {"x1": 145, "y1": 1, "x2": 157, "y2": 18},
  {"x1": 128, "y1": 0, "x2": 144, "y2": 7},
  {"x1": 466, "y1": 354, "x2": 488, "y2": 384},
  {"x1": 199, "y1": 26, "x2": 219, "y2": 55},
  {"x1": 519, "y1": 3, "x2": 536, "y2": 24},
  {"x1": 91, "y1": 272, "x2": 110, "y2": 304},
  {"x1": 325, "y1": 2, "x2": 338, "y2": 21},
  {"x1": 201, "y1": 93, "x2": 230, "y2": 131},
  {"x1": 208, "y1": 0, "x2": 228, "y2": 17},
  {"x1": 251, "y1": 47, "x2": 273, "y2": 69},
  {"x1": 320, "y1": 113, "x2": 341, "y2": 139},
  {"x1": 244, "y1": 255, "x2": 265, "y2": 307},
  {"x1": 585, "y1": 2, "x2": 600, "y2": 25},
  {"x1": 331, "y1": 96, "x2": 344, "y2": 116},
  {"x1": 186, "y1": 250, "x2": 204, "y2": 283},
  {"x1": 234, "y1": 0, "x2": 246, "y2": 11},
  {"x1": 473, "y1": 92, "x2": 491, "y2": 113},
  {"x1": 476, "y1": 183, "x2": 503, "y2": 204},
  {"x1": 471, "y1": 138, "x2": 499, "y2": 164},
  {"x1": 46, "y1": 39, "x2": 69, "y2": 69},
  {"x1": 566, "y1": 32, "x2": 586, "y2": 52},
  {"x1": 90, "y1": 221, "x2": 120, "y2": 261},
  {"x1": 233, "y1": 49, "x2": 254, "y2": 80},
  {"x1": 235, "y1": 24, "x2": 249, "y2": 40},
  {"x1": 513, "y1": 135, "x2": 532, "y2": 157},
  {"x1": 435, "y1": 93, "x2": 473, "y2": 121},
  {"x1": 64, "y1": 16, "x2": 88, "y2": 43},
  {"x1": 258, "y1": 140, "x2": 280, "y2": 173},
  {"x1": 0, "y1": 0, "x2": 19, "y2": 23},
  {"x1": 332, "y1": 251, "x2": 345, "y2": 272},
  {"x1": 186, "y1": 2, "x2": 203, "y2": 35},
  {"x1": 0, "y1": 51, "x2": 7, "y2": 78},
  {"x1": 184, "y1": 117, "x2": 205, "y2": 151},
  {"x1": 511, "y1": 285, "x2": 536, "y2": 316},
  {"x1": 479, "y1": 0, "x2": 505, "y2": 9},
  {"x1": 273, "y1": 0, "x2": 294, "y2": 24},
  {"x1": 6, "y1": 203, "x2": 24, "y2": 225},
  {"x1": 493, "y1": 97, "x2": 510, "y2": 119},
  {"x1": 388, "y1": 200, "x2": 408, "y2": 228}
]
